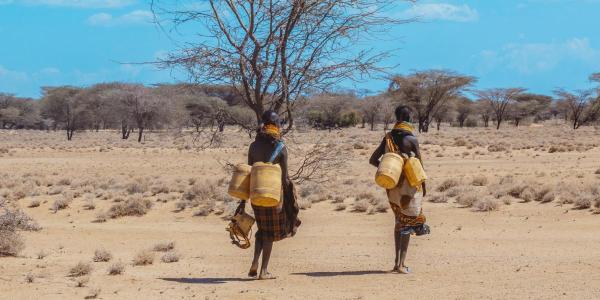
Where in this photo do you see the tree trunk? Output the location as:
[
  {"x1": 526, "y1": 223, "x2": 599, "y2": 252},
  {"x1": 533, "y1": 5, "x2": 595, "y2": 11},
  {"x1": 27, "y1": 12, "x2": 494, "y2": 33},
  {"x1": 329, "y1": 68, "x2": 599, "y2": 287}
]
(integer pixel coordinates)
[
  {"x1": 515, "y1": 118, "x2": 520, "y2": 127},
  {"x1": 121, "y1": 124, "x2": 130, "y2": 139},
  {"x1": 436, "y1": 119, "x2": 441, "y2": 131},
  {"x1": 496, "y1": 118, "x2": 502, "y2": 130},
  {"x1": 370, "y1": 121, "x2": 375, "y2": 131},
  {"x1": 137, "y1": 127, "x2": 144, "y2": 143}
]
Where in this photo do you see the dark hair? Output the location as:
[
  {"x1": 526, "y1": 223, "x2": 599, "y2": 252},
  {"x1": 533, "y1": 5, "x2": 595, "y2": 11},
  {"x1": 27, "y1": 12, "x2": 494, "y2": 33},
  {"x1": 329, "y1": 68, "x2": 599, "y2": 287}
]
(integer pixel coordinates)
[
  {"x1": 394, "y1": 105, "x2": 412, "y2": 122},
  {"x1": 261, "y1": 110, "x2": 280, "y2": 125}
]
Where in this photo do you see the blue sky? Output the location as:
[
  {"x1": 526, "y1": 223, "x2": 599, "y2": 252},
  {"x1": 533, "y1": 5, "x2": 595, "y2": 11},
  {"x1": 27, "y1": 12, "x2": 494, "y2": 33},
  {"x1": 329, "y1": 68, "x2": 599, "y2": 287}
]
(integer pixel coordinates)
[{"x1": 1, "y1": 0, "x2": 599, "y2": 98}]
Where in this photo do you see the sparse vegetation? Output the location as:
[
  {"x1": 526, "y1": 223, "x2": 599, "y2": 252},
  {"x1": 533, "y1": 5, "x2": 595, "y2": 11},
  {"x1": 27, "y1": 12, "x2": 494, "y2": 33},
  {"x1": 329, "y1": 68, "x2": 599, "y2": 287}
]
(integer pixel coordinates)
[
  {"x1": 108, "y1": 261, "x2": 125, "y2": 275},
  {"x1": 437, "y1": 179, "x2": 460, "y2": 192},
  {"x1": 93, "y1": 249, "x2": 112, "y2": 262},
  {"x1": 472, "y1": 198, "x2": 500, "y2": 212},
  {"x1": 106, "y1": 196, "x2": 153, "y2": 219},
  {"x1": 161, "y1": 251, "x2": 180, "y2": 263},
  {"x1": 132, "y1": 250, "x2": 154, "y2": 266},
  {"x1": 68, "y1": 262, "x2": 93, "y2": 277},
  {"x1": 153, "y1": 241, "x2": 175, "y2": 252}
]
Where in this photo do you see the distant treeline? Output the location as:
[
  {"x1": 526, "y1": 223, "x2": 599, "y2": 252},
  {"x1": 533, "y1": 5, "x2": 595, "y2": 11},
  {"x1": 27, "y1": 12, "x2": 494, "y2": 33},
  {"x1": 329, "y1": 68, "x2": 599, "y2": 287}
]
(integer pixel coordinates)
[{"x1": 1, "y1": 70, "x2": 599, "y2": 141}]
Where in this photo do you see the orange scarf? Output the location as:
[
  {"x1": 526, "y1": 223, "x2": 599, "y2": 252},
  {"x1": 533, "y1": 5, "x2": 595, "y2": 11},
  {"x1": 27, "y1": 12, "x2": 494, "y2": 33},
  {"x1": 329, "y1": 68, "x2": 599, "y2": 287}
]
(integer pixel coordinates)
[
  {"x1": 392, "y1": 121, "x2": 415, "y2": 133},
  {"x1": 262, "y1": 124, "x2": 281, "y2": 140}
]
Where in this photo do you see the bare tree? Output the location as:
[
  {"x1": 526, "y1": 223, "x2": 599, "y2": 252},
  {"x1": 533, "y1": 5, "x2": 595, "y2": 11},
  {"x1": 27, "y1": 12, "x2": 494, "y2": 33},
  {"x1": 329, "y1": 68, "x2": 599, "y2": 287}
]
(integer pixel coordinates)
[
  {"x1": 454, "y1": 97, "x2": 472, "y2": 128},
  {"x1": 380, "y1": 97, "x2": 395, "y2": 131},
  {"x1": 554, "y1": 89, "x2": 600, "y2": 129},
  {"x1": 151, "y1": 0, "x2": 411, "y2": 133},
  {"x1": 305, "y1": 93, "x2": 355, "y2": 131},
  {"x1": 359, "y1": 96, "x2": 383, "y2": 131},
  {"x1": 389, "y1": 70, "x2": 475, "y2": 132},
  {"x1": 474, "y1": 99, "x2": 493, "y2": 127},
  {"x1": 475, "y1": 88, "x2": 525, "y2": 130}
]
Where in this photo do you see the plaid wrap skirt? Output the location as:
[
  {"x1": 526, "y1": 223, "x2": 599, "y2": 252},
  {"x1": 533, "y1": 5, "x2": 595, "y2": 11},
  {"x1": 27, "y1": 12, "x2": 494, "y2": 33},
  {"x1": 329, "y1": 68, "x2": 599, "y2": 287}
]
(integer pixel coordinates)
[{"x1": 251, "y1": 204, "x2": 289, "y2": 242}]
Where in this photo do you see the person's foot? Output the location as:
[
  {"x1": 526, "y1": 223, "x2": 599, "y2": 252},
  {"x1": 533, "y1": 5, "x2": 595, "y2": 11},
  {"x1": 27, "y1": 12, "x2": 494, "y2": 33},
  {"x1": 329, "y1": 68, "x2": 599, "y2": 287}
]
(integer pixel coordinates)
[
  {"x1": 248, "y1": 264, "x2": 258, "y2": 277},
  {"x1": 258, "y1": 271, "x2": 277, "y2": 280},
  {"x1": 398, "y1": 266, "x2": 411, "y2": 274},
  {"x1": 390, "y1": 266, "x2": 400, "y2": 273}
]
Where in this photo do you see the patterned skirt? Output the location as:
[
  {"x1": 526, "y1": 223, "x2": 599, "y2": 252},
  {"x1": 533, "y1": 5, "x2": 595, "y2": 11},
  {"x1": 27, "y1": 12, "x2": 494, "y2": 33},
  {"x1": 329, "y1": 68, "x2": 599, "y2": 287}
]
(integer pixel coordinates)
[
  {"x1": 251, "y1": 204, "x2": 289, "y2": 242},
  {"x1": 389, "y1": 202, "x2": 429, "y2": 236}
]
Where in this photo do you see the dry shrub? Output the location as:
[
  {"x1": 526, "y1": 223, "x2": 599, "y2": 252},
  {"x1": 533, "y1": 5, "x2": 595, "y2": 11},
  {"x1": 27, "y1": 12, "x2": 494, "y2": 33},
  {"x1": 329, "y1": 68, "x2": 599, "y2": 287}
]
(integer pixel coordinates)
[
  {"x1": 351, "y1": 199, "x2": 369, "y2": 213},
  {"x1": 132, "y1": 250, "x2": 154, "y2": 266},
  {"x1": 107, "y1": 262, "x2": 125, "y2": 275},
  {"x1": 507, "y1": 183, "x2": 527, "y2": 198},
  {"x1": 456, "y1": 191, "x2": 479, "y2": 208},
  {"x1": 334, "y1": 203, "x2": 347, "y2": 211},
  {"x1": 471, "y1": 175, "x2": 488, "y2": 186},
  {"x1": 106, "y1": 196, "x2": 153, "y2": 219},
  {"x1": 51, "y1": 195, "x2": 72, "y2": 212},
  {"x1": 353, "y1": 142, "x2": 367, "y2": 150},
  {"x1": 488, "y1": 143, "x2": 510, "y2": 152},
  {"x1": 501, "y1": 196, "x2": 513, "y2": 205},
  {"x1": 445, "y1": 187, "x2": 463, "y2": 198},
  {"x1": 161, "y1": 251, "x2": 180, "y2": 263},
  {"x1": 300, "y1": 183, "x2": 323, "y2": 198},
  {"x1": 93, "y1": 249, "x2": 112, "y2": 262},
  {"x1": 472, "y1": 197, "x2": 500, "y2": 212},
  {"x1": 153, "y1": 241, "x2": 174, "y2": 252},
  {"x1": 37, "y1": 249, "x2": 48, "y2": 259},
  {"x1": 297, "y1": 198, "x2": 312, "y2": 210},
  {"x1": 0, "y1": 208, "x2": 41, "y2": 232},
  {"x1": 83, "y1": 198, "x2": 96, "y2": 210},
  {"x1": 534, "y1": 186, "x2": 553, "y2": 202},
  {"x1": 519, "y1": 187, "x2": 536, "y2": 202},
  {"x1": 573, "y1": 196, "x2": 592, "y2": 210},
  {"x1": 595, "y1": 168, "x2": 600, "y2": 175},
  {"x1": 0, "y1": 230, "x2": 24, "y2": 257},
  {"x1": 25, "y1": 273, "x2": 35, "y2": 283},
  {"x1": 428, "y1": 193, "x2": 448, "y2": 203},
  {"x1": 437, "y1": 179, "x2": 460, "y2": 192},
  {"x1": 151, "y1": 183, "x2": 170, "y2": 195},
  {"x1": 94, "y1": 212, "x2": 107, "y2": 223},
  {"x1": 540, "y1": 191, "x2": 555, "y2": 203},
  {"x1": 75, "y1": 276, "x2": 89, "y2": 287},
  {"x1": 28, "y1": 199, "x2": 41, "y2": 208},
  {"x1": 125, "y1": 179, "x2": 149, "y2": 195},
  {"x1": 69, "y1": 262, "x2": 93, "y2": 277}
]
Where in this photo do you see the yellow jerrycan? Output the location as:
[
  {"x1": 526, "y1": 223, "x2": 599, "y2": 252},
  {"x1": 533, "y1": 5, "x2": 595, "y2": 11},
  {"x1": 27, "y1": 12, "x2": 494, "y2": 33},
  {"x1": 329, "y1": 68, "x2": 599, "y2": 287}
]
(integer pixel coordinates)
[
  {"x1": 250, "y1": 162, "x2": 282, "y2": 207},
  {"x1": 375, "y1": 152, "x2": 404, "y2": 189},
  {"x1": 228, "y1": 164, "x2": 252, "y2": 200},
  {"x1": 404, "y1": 157, "x2": 427, "y2": 188}
]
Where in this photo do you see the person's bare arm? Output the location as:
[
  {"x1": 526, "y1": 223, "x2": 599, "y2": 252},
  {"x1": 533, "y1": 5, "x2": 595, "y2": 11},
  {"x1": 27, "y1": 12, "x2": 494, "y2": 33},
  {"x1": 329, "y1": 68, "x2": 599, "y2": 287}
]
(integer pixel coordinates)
[
  {"x1": 280, "y1": 146, "x2": 291, "y2": 188},
  {"x1": 369, "y1": 138, "x2": 386, "y2": 167}
]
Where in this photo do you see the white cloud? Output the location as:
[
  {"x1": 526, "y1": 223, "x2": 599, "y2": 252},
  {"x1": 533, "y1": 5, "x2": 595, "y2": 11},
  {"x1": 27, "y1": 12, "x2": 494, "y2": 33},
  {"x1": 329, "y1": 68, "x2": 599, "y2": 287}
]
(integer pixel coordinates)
[
  {"x1": 477, "y1": 38, "x2": 600, "y2": 74},
  {"x1": 0, "y1": 65, "x2": 29, "y2": 81},
  {"x1": 87, "y1": 10, "x2": 153, "y2": 26},
  {"x1": 1, "y1": 0, "x2": 136, "y2": 8},
  {"x1": 401, "y1": 3, "x2": 479, "y2": 22}
]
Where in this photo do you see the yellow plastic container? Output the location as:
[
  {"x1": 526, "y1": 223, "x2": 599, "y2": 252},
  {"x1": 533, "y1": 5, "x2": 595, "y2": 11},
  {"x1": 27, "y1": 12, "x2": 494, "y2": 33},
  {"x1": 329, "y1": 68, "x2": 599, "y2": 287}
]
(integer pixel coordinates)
[
  {"x1": 250, "y1": 162, "x2": 282, "y2": 207},
  {"x1": 228, "y1": 164, "x2": 252, "y2": 200},
  {"x1": 375, "y1": 153, "x2": 404, "y2": 189},
  {"x1": 404, "y1": 157, "x2": 427, "y2": 188}
]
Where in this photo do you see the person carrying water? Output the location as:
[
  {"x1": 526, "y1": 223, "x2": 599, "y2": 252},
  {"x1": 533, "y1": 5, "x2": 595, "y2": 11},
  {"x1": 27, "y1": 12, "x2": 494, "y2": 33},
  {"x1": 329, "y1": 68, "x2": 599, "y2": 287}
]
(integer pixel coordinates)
[
  {"x1": 235, "y1": 110, "x2": 300, "y2": 280},
  {"x1": 369, "y1": 105, "x2": 430, "y2": 274}
]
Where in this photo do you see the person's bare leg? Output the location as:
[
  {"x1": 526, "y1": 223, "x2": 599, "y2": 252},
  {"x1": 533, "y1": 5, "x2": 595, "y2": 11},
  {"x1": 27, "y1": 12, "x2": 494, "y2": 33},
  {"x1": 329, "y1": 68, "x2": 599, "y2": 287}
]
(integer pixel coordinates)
[
  {"x1": 258, "y1": 240, "x2": 276, "y2": 280},
  {"x1": 248, "y1": 237, "x2": 262, "y2": 277},
  {"x1": 398, "y1": 234, "x2": 411, "y2": 274},
  {"x1": 392, "y1": 230, "x2": 402, "y2": 272}
]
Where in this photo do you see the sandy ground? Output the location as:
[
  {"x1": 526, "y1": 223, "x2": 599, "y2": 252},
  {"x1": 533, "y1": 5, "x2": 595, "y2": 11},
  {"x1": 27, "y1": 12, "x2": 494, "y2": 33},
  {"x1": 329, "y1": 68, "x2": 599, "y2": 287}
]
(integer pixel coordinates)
[{"x1": 1, "y1": 126, "x2": 600, "y2": 299}]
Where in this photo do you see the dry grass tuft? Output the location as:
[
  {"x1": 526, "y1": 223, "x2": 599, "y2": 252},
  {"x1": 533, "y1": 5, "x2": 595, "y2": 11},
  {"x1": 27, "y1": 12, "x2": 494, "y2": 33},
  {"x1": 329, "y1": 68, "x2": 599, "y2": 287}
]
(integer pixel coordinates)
[
  {"x1": 573, "y1": 196, "x2": 592, "y2": 210},
  {"x1": 456, "y1": 191, "x2": 480, "y2": 208},
  {"x1": 25, "y1": 273, "x2": 35, "y2": 283},
  {"x1": 74, "y1": 276, "x2": 89, "y2": 288},
  {"x1": 297, "y1": 198, "x2": 312, "y2": 210},
  {"x1": 85, "y1": 288, "x2": 101, "y2": 299},
  {"x1": 28, "y1": 199, "x2": 41, "y2": 208},
  {"x1": 351, "y1": 199, "x2": 369, "y2": 213},
  {"x1": 106, "y1": 196, "x2": 153, "y2": 219},
  {"x1": 436, "y1": 179, "x2": 460, "y2": 192},
  {"x1": 93, "y1": 249, "x2": 112, "y2": 262},
  {"x1": 471, "y1": 175, "x2": 488, "y2": 186},
  {"x1": 107, "y1": 261, "x2": 125, "y2": 275},
  {"x1": 68, "y1": 262, "x2": 93, "y2": 277},
  {"x1": 153, "y1": 241, "x2": 175, "y2": 252},
  {"x1": 36, "y1": 249, "x2": 48, "y2": 259},
  {"x1": 161, "y1": 251, "x2": 180, "y2": 263},
  {"x1": 427, "y1": 193, "x2": 448, "y2": 203},
  {"x1": 51, "y1": 195, "x2": 71, "y2": 212},
  {"x1": 334, "y1": 203, "x2": 347, "y2": 211},
  {"x1": 472, "y1": 197, "x2": 500, "y2": 212},
  {"x1": 132, "y1": 250, "x2": 154, "y2": 266}
]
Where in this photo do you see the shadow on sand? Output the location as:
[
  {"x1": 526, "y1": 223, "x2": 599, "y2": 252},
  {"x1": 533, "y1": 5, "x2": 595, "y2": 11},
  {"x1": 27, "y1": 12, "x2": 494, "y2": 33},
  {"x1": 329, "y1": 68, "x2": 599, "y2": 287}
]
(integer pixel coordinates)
[
  {"x1": 291, "y1": 270, "x2": 388, "y2": 277},
  {"x1": 160, "y1": 277, "x2": 255, "y2": 284}
]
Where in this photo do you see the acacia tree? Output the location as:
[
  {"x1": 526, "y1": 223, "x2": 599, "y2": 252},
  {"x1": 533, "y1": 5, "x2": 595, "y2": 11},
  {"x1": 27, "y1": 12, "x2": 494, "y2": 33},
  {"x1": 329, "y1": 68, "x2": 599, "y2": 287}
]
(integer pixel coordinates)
[
  {"x1": 475, "y1": 88, "x2": 525, "y2": 130},
  {"x1": 554, "y1": 89, "x2": 600, "y2": 129},
  {"x1": 359, "y1": 96, "x2": 383, "y2": 131},
  {"x1": 454, "y1": 97, "x2": 473, "y2": 128},
  {"x1": 151, "y1": 0, "x2": 410, "y2": 132},
  {"x1": 510, "y1": 93, "x2": 553, "y2": 126},
  {"x1": 40, "y1": 86, "x2": 87, "y2": 140},
  {"x1": 389, "y1": 70, "x2": 475, "y2": 132}
]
